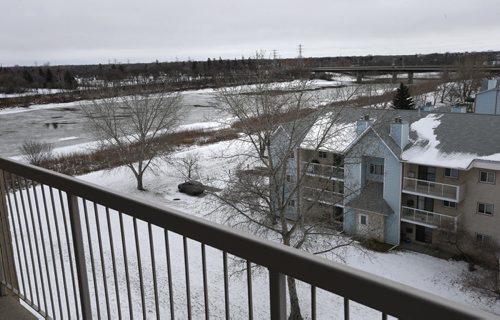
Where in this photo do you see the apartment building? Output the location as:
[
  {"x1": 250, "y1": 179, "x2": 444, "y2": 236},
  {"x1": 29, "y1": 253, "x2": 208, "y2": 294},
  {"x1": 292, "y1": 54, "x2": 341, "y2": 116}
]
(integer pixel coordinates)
[{"x1": 279, "y1": 107, "x2": 500, "y2": 253}]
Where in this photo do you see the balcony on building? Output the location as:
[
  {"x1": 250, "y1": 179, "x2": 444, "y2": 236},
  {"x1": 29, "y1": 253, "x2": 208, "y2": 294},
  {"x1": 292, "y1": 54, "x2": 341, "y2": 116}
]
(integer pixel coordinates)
[
  {"x1": 300, "y1": 149, "x2": 344, "y2": 181},
  {"x1": 401, "y1": 193, "x2": 461, "y2": 231},
  {"x1": 401, "y1": 206, "x2": 460, "y2": 231},
  {"x1": 402, "y1": 165, "x2": 465, "y2": 202}
]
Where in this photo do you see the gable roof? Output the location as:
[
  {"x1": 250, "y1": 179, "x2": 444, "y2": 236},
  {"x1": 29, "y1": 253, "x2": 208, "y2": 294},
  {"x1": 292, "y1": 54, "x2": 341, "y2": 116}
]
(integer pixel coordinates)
[{"x1": 295, "y1": 106, "x2": 500, "y2": 169}]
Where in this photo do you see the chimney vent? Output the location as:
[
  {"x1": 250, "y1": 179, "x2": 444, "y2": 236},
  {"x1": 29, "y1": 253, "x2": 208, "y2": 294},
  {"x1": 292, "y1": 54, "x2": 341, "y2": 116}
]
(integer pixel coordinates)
[{"x1": 390, "y1": 117, "x2": 409, "y2": 149}]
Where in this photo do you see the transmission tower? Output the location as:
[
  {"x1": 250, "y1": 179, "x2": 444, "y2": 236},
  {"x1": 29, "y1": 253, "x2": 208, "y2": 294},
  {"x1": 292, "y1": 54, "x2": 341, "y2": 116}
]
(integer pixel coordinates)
[{"x1": 298, "y1": 44, "x2": 303, "y2": 58}]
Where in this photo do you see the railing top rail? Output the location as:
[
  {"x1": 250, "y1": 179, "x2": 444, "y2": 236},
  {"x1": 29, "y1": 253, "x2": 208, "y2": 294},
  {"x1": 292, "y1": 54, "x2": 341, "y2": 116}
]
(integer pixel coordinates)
[
  {"x1": 403, "y1": 177, "x2": 461, "y2": 189},
  {"x1": 401, "y1": 206, "x2": 459, "y2": 220},
  {"x1": 302, "y1": 186, "x2": 342, "y2": 195},
  {"x1": 301, "y1": 161, "x2": 343, "y2": 169},
  {"x1": 0, "y1": 157, "x2": 495, "y2": 319}
]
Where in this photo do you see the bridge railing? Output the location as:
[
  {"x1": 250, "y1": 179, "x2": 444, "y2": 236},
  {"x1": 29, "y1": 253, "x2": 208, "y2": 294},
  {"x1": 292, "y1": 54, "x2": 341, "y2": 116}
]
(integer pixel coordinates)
[{"x1": 0, "y1": 157, "x2": 496, "y2": 319}]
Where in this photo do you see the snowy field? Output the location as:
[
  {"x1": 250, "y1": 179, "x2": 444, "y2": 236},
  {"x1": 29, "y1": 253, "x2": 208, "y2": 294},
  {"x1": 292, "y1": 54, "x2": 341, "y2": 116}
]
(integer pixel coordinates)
[{"x1": 5, "y1": 138, "x2": 500, "y2": 319}]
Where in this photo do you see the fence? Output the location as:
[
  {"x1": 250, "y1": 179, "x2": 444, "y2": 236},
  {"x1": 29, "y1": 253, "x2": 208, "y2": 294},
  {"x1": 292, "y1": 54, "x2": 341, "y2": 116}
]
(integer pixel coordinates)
[{"x1": 0, "y1": 157, "x2": 495, "y2": 319}]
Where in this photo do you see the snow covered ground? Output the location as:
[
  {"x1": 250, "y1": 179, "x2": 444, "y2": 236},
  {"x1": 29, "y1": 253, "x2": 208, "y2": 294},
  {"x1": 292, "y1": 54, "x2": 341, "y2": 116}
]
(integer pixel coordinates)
[
  {"x1": 6, "y1": 138, "x2": 500, "y2": 319},
  {"x1": 0, "y1": 88, "x2": 69, "y2": 99}
]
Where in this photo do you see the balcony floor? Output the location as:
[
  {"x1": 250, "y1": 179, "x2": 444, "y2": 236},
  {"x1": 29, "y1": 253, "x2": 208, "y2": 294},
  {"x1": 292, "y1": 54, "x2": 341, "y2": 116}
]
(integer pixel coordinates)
[{"x1": 0, "y1": 292, "x2": 37, "y2": 320}]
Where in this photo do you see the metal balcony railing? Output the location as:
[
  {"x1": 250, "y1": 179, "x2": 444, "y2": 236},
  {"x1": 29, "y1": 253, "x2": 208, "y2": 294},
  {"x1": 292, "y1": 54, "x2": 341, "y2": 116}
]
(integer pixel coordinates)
[
  {"x1": 302, "y1": 187, "x2": 343, "y2": 205},
  {"x1": 301, "y1": 161, "x2": 344, "y2": 180},
  {"x1": 0, "y1": 157, "x2": 496, "y2": 319},
  {"x1": 402, "y1": 177, "x2": 465, "y2": 202},
  {"x1": 401, "y1": 206, "x2": 459, "y2": 231}
]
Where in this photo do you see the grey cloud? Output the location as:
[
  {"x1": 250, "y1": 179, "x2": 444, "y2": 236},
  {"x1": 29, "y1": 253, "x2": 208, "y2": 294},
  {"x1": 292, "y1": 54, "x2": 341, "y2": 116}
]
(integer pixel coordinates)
[{"x1": 1, "y1": 0, "x2": 499, "y2": 65}]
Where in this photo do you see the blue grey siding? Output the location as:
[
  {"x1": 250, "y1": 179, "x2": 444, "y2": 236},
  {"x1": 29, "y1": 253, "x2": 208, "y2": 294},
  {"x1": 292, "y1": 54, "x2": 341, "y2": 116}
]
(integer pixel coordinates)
[
  {"x1": 476, "y1": 90, "x2": 500, "y2": 114},
  {"x1": 343, "y1": 130, "x2": 401, "y2": 245}
]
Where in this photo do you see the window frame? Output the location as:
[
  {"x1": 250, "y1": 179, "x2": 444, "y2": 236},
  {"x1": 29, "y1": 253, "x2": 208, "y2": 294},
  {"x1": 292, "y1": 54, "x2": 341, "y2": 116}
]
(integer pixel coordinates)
[
  {"x1": 479, "y1": 170, "x2": 496, "y2": 184},
  {"x1": 359, "y1": 214, "x2": 368, "y2": 225},
  {"x1": 477, "y1": 202, "x2": 494, "y2": 215},
  {"x1": 444, "y1": 168, "x2": 459, "y2": 179},
  {"x1": 476, "y1": 233, "x2": 490, "y2": 243},
  {"x1": 286, "y1": 174, "x2": 294, "y2": 183},
  {"x1": 288, "y1": 199, "x2": 295, "y2": 208},
  {"x1": 443, "y1": 200, "x2": 457, "y2": 208},
  {"x1": 318, "y1": 151, "x2": 328, "y2": 159},
  {"x1": 369, "y1": 163, "x2": 384, "y2": 175}
]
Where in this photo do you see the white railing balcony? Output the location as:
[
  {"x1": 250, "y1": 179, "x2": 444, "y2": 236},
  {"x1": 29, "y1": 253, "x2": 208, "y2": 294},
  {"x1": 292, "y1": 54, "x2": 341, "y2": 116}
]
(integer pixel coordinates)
[
  {"x1": 301, "y1": 161, "x2": 344, "y2": 180},
  {"x1": 402, "y1": 177, "x2": 465, "y2": 202},
  {"x1": 302, "y1": 186, "x2": 343, "y2": 205},
  {"x1": 401, "y1": 206, "x2": 459, "y2": 231}
]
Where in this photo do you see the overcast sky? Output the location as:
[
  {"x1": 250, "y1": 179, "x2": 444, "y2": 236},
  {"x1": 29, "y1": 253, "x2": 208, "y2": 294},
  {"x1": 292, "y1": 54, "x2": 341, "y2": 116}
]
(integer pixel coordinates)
[{"x1": 2, "y1": 0, "x2": 499, "y2": 66}]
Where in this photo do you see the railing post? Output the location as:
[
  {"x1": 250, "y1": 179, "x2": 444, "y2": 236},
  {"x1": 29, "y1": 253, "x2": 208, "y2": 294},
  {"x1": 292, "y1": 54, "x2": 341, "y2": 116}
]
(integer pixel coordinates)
[
  {"x1": 269, "y1": 269, "x2": 286, "y2": 320},
  {"x1": 67, "y1": 194, "x2": 92, "y2": 319},
  {"x1": 0, "y1": 170, "x2": 18, "y2": 295}
]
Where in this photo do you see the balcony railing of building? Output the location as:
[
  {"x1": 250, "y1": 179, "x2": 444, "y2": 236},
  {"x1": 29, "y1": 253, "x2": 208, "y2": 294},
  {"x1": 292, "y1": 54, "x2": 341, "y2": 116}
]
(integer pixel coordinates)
[
  {"x1": 0, "y1": 157, "x2": 495, "y2": 320},
  {"x1": 302, "y1": 187, "x2": 343, "y2": 205},
  {"x1": 301, "y1": 161, "x2": 344, "y2": 180},
  {"x1": 402, "y1": 177, "x2": 465, "y2": 202},
  {"x1": 401, "y1": 206, "x2": 459, "y2": 231}
]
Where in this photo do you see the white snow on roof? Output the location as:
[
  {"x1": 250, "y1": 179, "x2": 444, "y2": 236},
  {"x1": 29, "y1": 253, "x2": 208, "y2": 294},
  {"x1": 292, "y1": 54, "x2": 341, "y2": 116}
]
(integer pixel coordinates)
[
  {"x1": 300, "y1": 113, "x2": 358, "y2": 153},
  {"x1": 402, "y1": 114, "x2": 500, "y2": 169}
]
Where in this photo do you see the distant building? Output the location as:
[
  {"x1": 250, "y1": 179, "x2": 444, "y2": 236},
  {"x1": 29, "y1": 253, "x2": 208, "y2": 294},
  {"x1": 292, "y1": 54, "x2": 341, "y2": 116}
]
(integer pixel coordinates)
[
  {"x1": 475, "y1": 79, "x2": 500, "y2": 114},
  {"x1": 273, "y1": 107, "x2": 500, "y2": 258}
]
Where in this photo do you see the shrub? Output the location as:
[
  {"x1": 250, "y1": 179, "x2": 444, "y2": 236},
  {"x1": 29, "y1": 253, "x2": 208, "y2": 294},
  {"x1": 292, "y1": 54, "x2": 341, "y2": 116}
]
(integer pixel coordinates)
[{"x1": 19, "y1": 139, "x2": 54, "y2": 165}]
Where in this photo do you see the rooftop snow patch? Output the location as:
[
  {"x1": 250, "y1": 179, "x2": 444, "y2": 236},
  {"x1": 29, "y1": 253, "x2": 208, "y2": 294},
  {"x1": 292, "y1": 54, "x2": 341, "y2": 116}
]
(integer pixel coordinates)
[
  {"x1": 402, "y1": 114, "x2": 500, "y2": 169},
  {"x1": 300, "y1": 112, "x2": 359, "y2": 153}
]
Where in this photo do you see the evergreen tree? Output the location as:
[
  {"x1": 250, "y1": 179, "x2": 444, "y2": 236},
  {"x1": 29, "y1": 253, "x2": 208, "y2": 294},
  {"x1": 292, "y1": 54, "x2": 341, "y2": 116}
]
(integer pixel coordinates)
[
  {"x1": 392, "y1": 82, "x2": 414, "y2": 109},
  {"x1": 45, "y1": 68, "x2": 53, "y2": 84},
  {"x1": 23, "y1": 70, "x2": 34, "y2": 84},
  {"x1": 63, "y1": 71, "x2": 78, "y2": 89}
]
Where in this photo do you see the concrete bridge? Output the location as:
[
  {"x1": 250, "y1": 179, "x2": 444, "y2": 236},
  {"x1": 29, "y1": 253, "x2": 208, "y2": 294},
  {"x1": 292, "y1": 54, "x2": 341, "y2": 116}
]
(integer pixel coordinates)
[{"x1": 310, "y1": 65, "x2": 500, "y2": 83}]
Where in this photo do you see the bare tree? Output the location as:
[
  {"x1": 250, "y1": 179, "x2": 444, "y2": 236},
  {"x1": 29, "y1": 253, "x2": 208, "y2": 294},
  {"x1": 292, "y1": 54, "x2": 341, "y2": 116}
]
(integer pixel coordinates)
[
  {"x1": 450, "y1": 56, "x2": 486, "y2": 103},
  {"x1": 176, "y1": 151, "x2": 200, "y2": 181},
  {"x1": 213, "y1": 58, "x2": 362, "y2": 319},
  {"x1": 19, "y1": 139, "x2": 54, "y2": 165},
  {"x1": 82, "y1": 81, "x2": 183, "y2": 190},
  {"x1": 435, "y1": 228, "x2": 500, "y2": 297}
]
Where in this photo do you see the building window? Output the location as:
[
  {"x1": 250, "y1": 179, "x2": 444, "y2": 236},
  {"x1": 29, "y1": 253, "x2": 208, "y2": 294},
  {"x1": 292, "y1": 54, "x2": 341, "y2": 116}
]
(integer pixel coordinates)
[
  {"x1": 476, "y1": 233, "x2": 490, "y2": 243},
  {"x1": 359, "y1": 214, "x2": 367, "y2": 225},
  {"x1": 318, "y1": 151, "x2": 328, "y2": 159},
  {"x1": 477, "y1": 202, "x2": 494, "y2": 215},
  {"x1": 369, "y1": 164, "x2": 384, "y2": 175},
  {"x1": 479, "y1": 171, "x2": 496, "y2": 184},
  {"x1": 286, "y1": 175, "x2": 295, "y2": 183},
  {"x1": 444, "y1": 168, "x2": 459, "y2": 178},
  {"x1": 443, "y1": 200, "x2": 457, "y2": 208},
  {"x1": 288, "y1": 199, "x2": 295, "y2": 208},
  {"x1": 338, "y1": 181, "x2": 344, "y2": 194},
  {"x1": 289, "y1": 151, "x2": 295, "y2": 159},
  {"x1": 333, "y1": 154, "x2": 343, "y2": 167}
]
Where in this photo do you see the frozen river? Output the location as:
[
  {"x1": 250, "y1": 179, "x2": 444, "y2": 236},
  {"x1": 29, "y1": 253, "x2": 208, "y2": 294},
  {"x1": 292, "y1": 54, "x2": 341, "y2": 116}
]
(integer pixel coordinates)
[
  {"x1": 0, "y1": 80, "x2": 368, "y2": 158},
  {"x1": 0, "y1": 89, "x2": 223, "y2": 157}
]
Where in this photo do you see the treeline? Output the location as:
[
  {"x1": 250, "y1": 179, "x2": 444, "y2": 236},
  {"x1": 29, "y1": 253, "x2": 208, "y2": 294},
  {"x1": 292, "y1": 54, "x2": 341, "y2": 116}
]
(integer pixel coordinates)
[
  {"x1": 1, "y1": 50, "x2": 498, "y2": 95},
  {"x1": 0, "y1": 66, "x2": 78, "y2": 93}
]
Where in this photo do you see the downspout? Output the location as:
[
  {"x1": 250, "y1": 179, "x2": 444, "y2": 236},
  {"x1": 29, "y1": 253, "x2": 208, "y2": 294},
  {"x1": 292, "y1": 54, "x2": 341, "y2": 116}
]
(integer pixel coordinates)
[
  {"x1": 496, "y1": 88, "x2": 499, "y2": 115},
  {"x1": 398, "y1": 162, "x2": 404, "y2": 245},
  {"x1": 296, "y1": 148, "x2": 301, "y2": 219}
]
